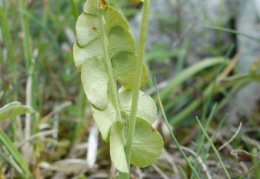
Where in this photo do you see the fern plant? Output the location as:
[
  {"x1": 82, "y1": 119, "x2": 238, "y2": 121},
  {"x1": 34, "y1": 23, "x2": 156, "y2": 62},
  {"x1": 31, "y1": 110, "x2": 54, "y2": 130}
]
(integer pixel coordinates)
[{"x1": 73, "y1": 0, "x2": 163, "y2": 177}]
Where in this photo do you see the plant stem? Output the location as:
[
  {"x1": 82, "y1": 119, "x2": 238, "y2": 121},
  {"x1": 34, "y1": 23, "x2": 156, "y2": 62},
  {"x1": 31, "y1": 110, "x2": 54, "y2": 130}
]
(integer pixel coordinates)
[
  {"x1": 205, "y1": 25, "x2": 260, "y2": 43},
  {"x1": 119, "y1": 0, "x2": 150, "y2": 178},
  {"x1": 154, "y1": 78, "x2": 200, "y2": 179},
  {"x1": 0, "y1": 129, "x2": 31, "y2": 178},
  {"x1": 70, "y1": 0, "x2": 78, "y2": 21},
  {"x1": 19, "y1": 0, "x2": 32, "y2": 70},
  {"x1": 197, "y1": 117, "x2": 231, "y2": 179},
  {"x1": 100, "y1": 10, "x2": 122, "y2": 122},
  {"x1": 19, "y1": 0, "x2": 33, "y2": 168},
  {"x1": 155, "y1": 58, "x2": 228, "y2": 104}
]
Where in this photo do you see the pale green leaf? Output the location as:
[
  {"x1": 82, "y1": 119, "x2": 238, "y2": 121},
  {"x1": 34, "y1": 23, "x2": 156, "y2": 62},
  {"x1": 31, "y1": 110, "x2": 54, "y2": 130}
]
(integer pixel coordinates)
[
  {"x1": 113, "y1": 52, "x2": 147, "y2": 89},
  {"x1": 74, "y1": 0, "x2": 135, "y2": 70},
  {"x1": 131, "y1": 118, "x2": 163, "y2": 167},
  {"x1": 119, "y1": 88, "x2": 157, "y2": 124},
  {"x1": 0, "y1": 101, "x2": 34, "y2": 121},
  {"x1": 73, "y1": 40, "x2": 103, "y2": 70},
  {"x1": 110, "y1": 121, "x2": 128, "y2": 173},
  {"x1": 76, "y1": 13, "x2": 101, "y2": 47},
  {"x1": 81, "y1": 56, "x2": 108, "y2": 110},
  {"x1": 104, "y1": 6, "x2": 129, "y2": 32},
  {"x1": 73, "y1": 25, "x2": 136, "y2": 71},
  {"x1": 91, "y1": 101, "x2": 117, "y2": 142},
  {"x1": 83, "y1": 0, "x2": 99, "y2": 15},
  {"x1": 108, "y1": 26, "x2": 135, "y2": 57}
]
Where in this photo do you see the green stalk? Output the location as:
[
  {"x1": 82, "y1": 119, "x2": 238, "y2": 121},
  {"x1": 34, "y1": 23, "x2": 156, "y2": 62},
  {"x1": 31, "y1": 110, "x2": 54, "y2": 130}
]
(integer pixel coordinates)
[
  {"x1": 205, "y1": 25, "x2": 260, "y2": 43},
  {"x1": 252, "y1": 148, "x2": 260, "y2": 179},
  {"x1": 19, "y1": 0, "x2": 34, "y2": 168},
  {"x1": 119, "y1": 1, "x2": 150, "y2": 178},
  {"x1": 0, "y1": 149, "x2": 24, "y2": 177},
  {"x1": 70, "y1": 0, "x2": 78, "y2": 21},
  {"x1": 0, "y1": 3, "x2": 17, "y2": 141},
  {"x1": 238, "y1": 170, "x2": 251, "y2": 179},
  {"x1": 154, "y1": 78, "x2": 200, "y2": 179},
  {"x1": 175, "y1": 38, "x2": 188, "y2": 75},
  {"x1": 154, "y1": 58, "x2": 228, "y2": 104},
  {"x1": 197, "y1": 117, "x2": 231, "y2": 179},
  {"x1": 169, "y1": 62, "x2": 226, "y2": 125},
  {"x1": 100, "y1": 11, "x2": 122, "y2": 122},
  {"x1": 0, "y1": 129, "x2": 31, "y2": 178},
  {"x1": 0, "y1": 5, "x2": 12, "y2": 47},
  {"x1": 19, "y1": 0, "x2": 32, "y2": 70}
]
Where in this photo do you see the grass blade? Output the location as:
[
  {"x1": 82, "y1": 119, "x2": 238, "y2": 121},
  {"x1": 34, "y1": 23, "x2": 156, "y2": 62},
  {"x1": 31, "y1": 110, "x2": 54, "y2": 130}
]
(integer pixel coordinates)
[
  {"x1": 155, "y1": 57, "x2": 228, "y2": 104},
  {"x1": 252, "y1": 148, "x2": 260, "y2": 178},
  {"x1": 154, "y1": 78, "x2": 200, "y2": 179},
  {"x1": 205, "y1": 25, "x2": 260, "y2": 43},
  {"x1": 0, "y1": 129, "x2": 31, "y2": 178},
  {"x1": 197, "y1": 117, "x2": 231, "y2": 179},
  {"x1": 0, "y1": 150, "x2": 23, "y2": 177}
]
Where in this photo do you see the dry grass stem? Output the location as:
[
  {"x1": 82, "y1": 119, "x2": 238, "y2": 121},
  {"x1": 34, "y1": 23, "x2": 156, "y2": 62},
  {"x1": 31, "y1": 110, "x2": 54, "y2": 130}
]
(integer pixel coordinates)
[
  {"x1": 218, "y1": 122, "x2": 242, "y2": 151},
  {"x1": 15, "y1": 129, "x2": 59, "y2": 148},
  {"x1": 38, "y1": 101, "x2": 72, "y2": 125}
]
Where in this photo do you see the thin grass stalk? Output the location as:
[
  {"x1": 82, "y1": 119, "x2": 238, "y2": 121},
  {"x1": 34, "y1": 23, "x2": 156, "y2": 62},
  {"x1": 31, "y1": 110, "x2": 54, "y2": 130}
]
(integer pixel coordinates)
[
  {"x1": 191, "y1": 64, "x2": 223, "y2": 178},
  {"x1": 204, "y1": 113, "x2": 227, "y2": 150},
  {"x1": 38, "y1": 84, "x2": 43, "y2": 120},
  {"x1": 19, "y1": 0, "x2": 32, "y2": 69},
  {"x1": 195, "y1": 113, "x2": 228, "y2": 178},
  {"x1": 238, "y1": 170, "x2": 251, "y2": 179},
  {"x1": 41, "y1": 0, "x2": 48, "y2": 27},
  {"x1": 156, "y1": 58, "x2": 228, "y2": 104},
  {"x1": 252, "y1": 148, "x2": 260, "y2": 178},
  {"x1": 0, "y1": 129, "x2": 31, "y2": 177},
  {"x1": 205, "y1": 25, "x2": 260, "y2": 43},
  {"x1": 167, "y1": 48, "x2": 234, "y2": 125},
  {"x1": 0, "y1": 6, "x2": 8, "y2": 104},
  {"x1": 0, "y1": 2, "x2": 18, "y2": 142},
  {"x1": 164, "y1": 65, "x2": 219, "y2": 114},
  {"x1": 197, "y1": 117, "x2": 231, "y2": 179},
  {"x1": 175, "y1": 38, "x2": 188, "y2": 75},
  {"x1": 0, "y1": 150, "x2": 24, "y2": 177},
  {"x1": 0, "y1": 5, "x2": 12, "y2": 47},
  {"x1": 154, "y1": 78, "x2": 200, "y2": 179},
  {"x1": 19, "y1": 0, "x2": 33, "y2": 166},
  {"x1": 169, "y1": 60, "x2": 227, "y2": 125},
  {"x1": 178, "y1": 166, "x2": 188, "y2": 179},
  {"x1": 119, "y1": 1, "x2": 150, "y2": 178},
  {"x1": 70, "y1": 0, "x2": 78, "y2": 21},
  {"x1": 191, "y1": 104, "x2": 217, "y2": 178},
  {"x1": 12, "y1": 57, "x2": 18, "y2": 143}
]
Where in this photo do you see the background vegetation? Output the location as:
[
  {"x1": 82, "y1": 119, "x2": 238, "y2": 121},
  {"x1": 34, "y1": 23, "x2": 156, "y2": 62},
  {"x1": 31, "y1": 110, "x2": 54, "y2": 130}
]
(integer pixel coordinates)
[{"x1": 0, "y1": 0, "x2": 260, "y2": 178}]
